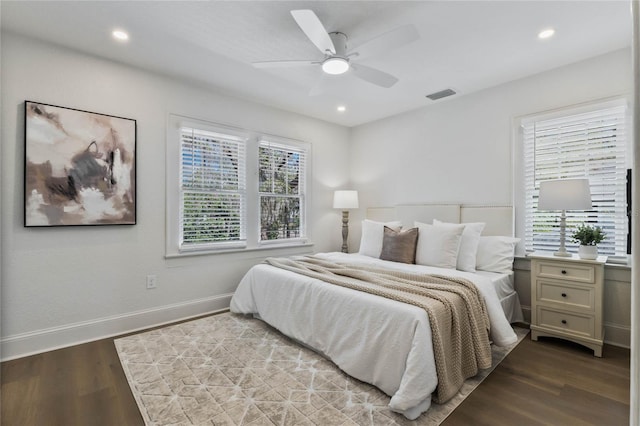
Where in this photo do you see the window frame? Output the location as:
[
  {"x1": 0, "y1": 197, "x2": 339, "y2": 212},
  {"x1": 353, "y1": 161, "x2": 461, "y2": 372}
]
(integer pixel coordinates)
[
  {"x1": 257, "y1": 137, "x2": 308, "y2": 247},
  {"x1": 514, "y1": 97, "x2": 631, "y2": 261},
  {"x1": 166, "y1": 115, "x2": 311, "y2": 257},
  {"x1": 179, "y1": 126, "x2": 248, "y2": 252}
]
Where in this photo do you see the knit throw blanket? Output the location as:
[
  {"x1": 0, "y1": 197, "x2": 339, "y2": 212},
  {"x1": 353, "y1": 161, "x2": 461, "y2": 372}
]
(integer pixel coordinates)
[{"x1": 264, "y1": 256, "x2": 492, "y2": 403}]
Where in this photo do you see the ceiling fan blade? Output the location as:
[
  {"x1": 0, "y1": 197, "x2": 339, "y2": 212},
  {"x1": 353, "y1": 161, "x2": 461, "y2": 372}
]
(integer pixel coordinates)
[
  {"x1": 252, "y1": 60, "x2": 317, "y2": 68},
  {"x1": 291, "y1": 10, "x2": 336, "y2": 55},
  {"x1": 350, "y1": 64, "x2": 398, "y2": 88},
  {"x1": 348, "y1": 24, "x2": 419, "y2": 60}
]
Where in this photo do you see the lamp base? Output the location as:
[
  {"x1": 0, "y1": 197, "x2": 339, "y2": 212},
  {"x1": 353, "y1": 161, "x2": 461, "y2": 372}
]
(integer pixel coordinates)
[
  {"x1": 341, "y1": 211, "x2": 349, "y2": 253},
  {"x1": 553, "y1": 210, "x2": 572, "y2": 258}
]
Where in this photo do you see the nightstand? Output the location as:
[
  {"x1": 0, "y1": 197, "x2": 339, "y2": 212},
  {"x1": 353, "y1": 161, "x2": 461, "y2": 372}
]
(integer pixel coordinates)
[{"x1": 529, "y1": 251, "x2": 607, "y2": 357}]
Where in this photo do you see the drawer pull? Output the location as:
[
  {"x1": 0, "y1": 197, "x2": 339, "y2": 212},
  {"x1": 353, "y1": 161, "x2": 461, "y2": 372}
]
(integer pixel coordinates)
[
  {"x1": 561, "y1": 270, "x2": 567, "y2": 275},
  {"x1": 561, "y1": 293, "x2": 567, "y2": 298},
  {"x1": 561, "y1": 319, "x2": 567, "y2": 325}
]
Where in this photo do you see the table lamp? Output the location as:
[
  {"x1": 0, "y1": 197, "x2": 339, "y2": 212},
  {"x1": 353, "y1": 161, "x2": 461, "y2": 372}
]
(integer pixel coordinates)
[
  {"x1": 538, "y1": 178, "x2": 592, "y2": 257},
  {"x1": 333, "y1": 190, "x2": 359, "y2": 253}
]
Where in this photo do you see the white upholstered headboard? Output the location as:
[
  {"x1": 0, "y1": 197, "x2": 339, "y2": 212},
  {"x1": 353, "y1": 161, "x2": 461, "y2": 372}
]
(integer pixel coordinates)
[{"x1": 366, "y1": 204, "x2": 513, "y2": 236}]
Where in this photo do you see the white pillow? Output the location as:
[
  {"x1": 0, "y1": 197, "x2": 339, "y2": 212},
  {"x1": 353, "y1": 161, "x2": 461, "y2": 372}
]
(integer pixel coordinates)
[
  {"x1": 433, "y1": 219, "x2": 485, "y2": 272},
  {"x1": 414, "y1": 221, "x2": 465, "y2": 269},
  {"x1": 476, "y1": 236, "x2": 521, "y2": 273},
  {"x1": 358, "y1": 220, "x2": 402, "y2": 258}
]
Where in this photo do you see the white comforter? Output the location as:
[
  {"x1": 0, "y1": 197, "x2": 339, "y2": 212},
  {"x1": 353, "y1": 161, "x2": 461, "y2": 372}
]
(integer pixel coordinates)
[{"x1": 230, "y1": 252, "x2": 518, "y2": 420}]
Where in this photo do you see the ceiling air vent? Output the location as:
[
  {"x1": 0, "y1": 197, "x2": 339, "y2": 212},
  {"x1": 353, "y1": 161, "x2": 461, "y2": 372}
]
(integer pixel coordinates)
[{"x1": 426, "y1": 88, "x2": 456, "y2": 101}]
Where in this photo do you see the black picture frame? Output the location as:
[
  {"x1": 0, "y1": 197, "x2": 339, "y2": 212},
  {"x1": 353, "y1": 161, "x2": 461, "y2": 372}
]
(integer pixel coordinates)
[{"x1": 24, "y1": 101, "x2": 137, "y2": 226}]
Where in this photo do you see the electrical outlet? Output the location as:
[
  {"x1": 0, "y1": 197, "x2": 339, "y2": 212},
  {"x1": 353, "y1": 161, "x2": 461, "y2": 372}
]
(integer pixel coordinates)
[{"x1": 146, "y1": 275, "x2": 157, "y2": 289}]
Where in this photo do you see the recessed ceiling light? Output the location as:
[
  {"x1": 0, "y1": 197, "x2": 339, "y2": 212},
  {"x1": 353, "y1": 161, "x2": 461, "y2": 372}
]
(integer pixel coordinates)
[
  {"x1": 112, "y1": 29, "x2": 129, "y2": 42},
  {"x1": 337, "y1": 105, "x2": 346, "y2": 112},
  {"x1": 538, "y1": 28, "x2": 555, "y2": 40}
]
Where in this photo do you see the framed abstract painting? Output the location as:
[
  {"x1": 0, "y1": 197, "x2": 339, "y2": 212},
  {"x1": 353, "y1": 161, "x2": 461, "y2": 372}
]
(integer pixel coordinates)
[{"x1": 24, "y1": 101, "x2": 137, "y2": 226}]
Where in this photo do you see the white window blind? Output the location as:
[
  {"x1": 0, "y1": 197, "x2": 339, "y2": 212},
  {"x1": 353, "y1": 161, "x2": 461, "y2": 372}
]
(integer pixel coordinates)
[
  {"x1": 180, "y1": 127, "x2": 246, "y2": 250},
  {"x1": 258, "y1": 140, "x2": 307, "y2": 242},
  {"x1": 523, "y1": 102, "x2": 628, "y2": 257}
]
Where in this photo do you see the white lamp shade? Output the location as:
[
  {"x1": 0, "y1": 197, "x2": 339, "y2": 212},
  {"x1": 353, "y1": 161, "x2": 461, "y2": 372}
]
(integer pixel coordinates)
[
  {"x1": 538, "y1": 178, "x2": 592, "y2": 210},
  {"x1": 333, "y1": 190, "x2": 359, "y2": 209}
]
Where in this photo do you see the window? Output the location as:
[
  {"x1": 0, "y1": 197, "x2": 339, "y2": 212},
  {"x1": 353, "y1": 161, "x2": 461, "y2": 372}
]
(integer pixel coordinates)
[
  {"x1": 521, "y1": 100, "x2": 629, "y2": 258},
  {"x1": 259, "y1": 140, "x2": 307, "y2": 243},
  {"x1": 166, "y1": 115, "x2": 310, "y2": 256},
  {"x1": 180, "y1": 127, "x2": 246, "y2": 251}
]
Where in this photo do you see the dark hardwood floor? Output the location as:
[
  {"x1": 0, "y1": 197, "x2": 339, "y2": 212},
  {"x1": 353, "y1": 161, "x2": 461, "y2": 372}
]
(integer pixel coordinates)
[
  {"x1": 2, "y1": 336, "x2": 143, "y2": 426},
  {"x1": 2, "y1": 319, "x2": 630, "y2": 426},
  {"x1": 443, "y1": 335, "x2": 630, "y2": 426}
]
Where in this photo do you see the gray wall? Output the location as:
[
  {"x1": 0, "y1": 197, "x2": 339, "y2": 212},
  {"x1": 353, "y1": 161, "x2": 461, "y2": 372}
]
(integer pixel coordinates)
[
  {"x1": 346, "y1": 48, "x2": 633, "y2": 347},
  {"x1": 1, "y1": 33, "x2": 351, "y2": 360},
  {"x1": 1, "y1": 34, "x2": 634, "y2": 359},
  {"x1": 348, "y1": 48, "x2": 632, "y2": 256}
]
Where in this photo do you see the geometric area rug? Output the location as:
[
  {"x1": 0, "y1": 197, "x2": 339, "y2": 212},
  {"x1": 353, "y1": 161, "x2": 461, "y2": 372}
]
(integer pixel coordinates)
[{"x1": 115, "y1": 313, "x2": 528, "y2": 426}]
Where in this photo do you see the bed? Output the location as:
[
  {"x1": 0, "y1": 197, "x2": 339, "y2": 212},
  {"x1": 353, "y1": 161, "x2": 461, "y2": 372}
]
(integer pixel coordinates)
[{"x1": 230, "y1": 204, "x2": 522, "y2": 420}]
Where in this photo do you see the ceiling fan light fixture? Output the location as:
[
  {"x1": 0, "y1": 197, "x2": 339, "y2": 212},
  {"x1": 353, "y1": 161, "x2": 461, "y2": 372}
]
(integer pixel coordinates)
[{"x1": 322, "y1": 57, "x2": 349, "y2": 75}]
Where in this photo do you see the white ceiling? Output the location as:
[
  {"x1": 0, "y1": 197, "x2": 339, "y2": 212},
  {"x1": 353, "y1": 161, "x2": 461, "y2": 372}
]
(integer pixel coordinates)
[{"x1": 1, "y1": 1, "x2": 632, "y2": 127}]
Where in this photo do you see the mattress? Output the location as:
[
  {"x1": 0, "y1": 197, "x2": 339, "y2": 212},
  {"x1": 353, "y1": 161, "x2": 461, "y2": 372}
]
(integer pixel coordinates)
[{"x1": 230, "y1": 252, "x2": 519, "y2": 420}]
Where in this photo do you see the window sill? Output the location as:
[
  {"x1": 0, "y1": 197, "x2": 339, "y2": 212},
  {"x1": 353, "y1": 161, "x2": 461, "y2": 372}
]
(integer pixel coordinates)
[{"x1": 165, "y1": 242, "x2": 315, "y2": 259}]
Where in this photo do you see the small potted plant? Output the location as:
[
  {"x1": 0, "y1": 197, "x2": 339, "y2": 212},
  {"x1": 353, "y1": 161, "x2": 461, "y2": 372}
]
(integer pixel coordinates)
[{"x1": 571, "y1": 224, "x2": 605, "y2": 260}]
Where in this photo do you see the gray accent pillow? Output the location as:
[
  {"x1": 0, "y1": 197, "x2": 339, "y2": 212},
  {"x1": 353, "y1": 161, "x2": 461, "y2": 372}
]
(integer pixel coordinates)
[{"x1": 380, "y1": 226, "x2": 419, "y2": 264}]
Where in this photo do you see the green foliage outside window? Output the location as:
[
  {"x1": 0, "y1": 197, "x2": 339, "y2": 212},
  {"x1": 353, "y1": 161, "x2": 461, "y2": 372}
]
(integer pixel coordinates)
[
  {"x1": 182, "y1": 192, "x2": 241, "y2": 243},
  {"x1": 260, "y1": 196, "x2": 300, "y2": 240},
  {"x1": 259, "y1": 145, "x2": 303, "y2": 241}
]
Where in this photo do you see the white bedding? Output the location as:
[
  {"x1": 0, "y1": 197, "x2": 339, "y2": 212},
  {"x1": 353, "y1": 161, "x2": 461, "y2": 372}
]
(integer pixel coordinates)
[
  {"x1": 476, "y1": 270, "x2": 524, "y2": 323},
  {"x1": 230, "y1": 252, "x2": 518, "y2": 420}
]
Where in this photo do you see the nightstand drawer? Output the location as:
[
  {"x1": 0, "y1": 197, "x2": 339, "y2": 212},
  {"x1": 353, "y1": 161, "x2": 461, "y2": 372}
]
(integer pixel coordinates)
[
  {"x1": 537, "y1": 307, "x2": 594, "y2": 338},
  {"x1": 537, "y1": 280, "x2": 595, "y2": 310},
  {"x1": 535, "y1": 261, "x2": 595, "y2": 284}
]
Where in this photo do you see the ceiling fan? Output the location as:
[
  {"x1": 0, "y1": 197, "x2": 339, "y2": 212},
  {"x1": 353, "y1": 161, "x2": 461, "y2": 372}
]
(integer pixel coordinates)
[{"x1": 252, "y1": 10, "x2": 419, "y2": 91}]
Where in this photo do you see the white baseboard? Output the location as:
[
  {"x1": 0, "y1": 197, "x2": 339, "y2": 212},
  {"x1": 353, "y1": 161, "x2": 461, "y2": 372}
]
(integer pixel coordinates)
[
  {"x1": 1, "y1": 293, "x2": 233, "y2": 361},
  {"x1": 604, "y1": 322, "x2": 631, "y2": 349},
  {"x1": 3, "y1": 295, "x2": 629, "y2": 361}
]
